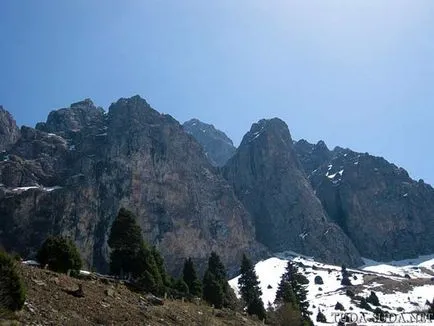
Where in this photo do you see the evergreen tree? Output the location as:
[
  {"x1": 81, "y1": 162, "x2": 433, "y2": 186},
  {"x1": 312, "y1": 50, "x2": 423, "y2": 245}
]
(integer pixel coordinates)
[
  {"x1": 182, "y1": 258, "x2": 202, "y2": 297},
  {"x1": 0, "y1": 250, "x2": 26, "y2": 312},
  {"x1": 203, "y1": 270, "x2": 224, "y2": 308},
  {"x1": 316, "y1": 309, "x2": 327, "y2": 323},
  {"x1": 275, "y1": 261, "x2": 311, "y2": 324},
  {"x1": 151, "y1": 246, "x2": 170, "y2": 288},
  {"x1": 341, "y1": 264, "x2": 352, "y2": 286},
  {"x1": 108, "y1": 208, "x2": 145, "y2": 278},
  {"x1": 238, "y1": 254, "x2": 266, "y2": 320},
  {"x1": 367, "y1": 291, "x2": 380, "y2": 306},
  {"x1": 427, "y1": 299, "x2": 434, "y2": 320},
  {"x1": 37, "y1": 235, "x2": 82, "y2": 274},
  {"x1": 108, "y1": 208, "x2": 165, "y2": 295},
  {"x1": 202, "y1": 252, "x2": 235, "y2": 309},
  {"x1": 174, "y1": 278, "x2": 189, "y2": 294},
  {"x1": 135, "y1": 245, "x2": 164, "y2": 295}
]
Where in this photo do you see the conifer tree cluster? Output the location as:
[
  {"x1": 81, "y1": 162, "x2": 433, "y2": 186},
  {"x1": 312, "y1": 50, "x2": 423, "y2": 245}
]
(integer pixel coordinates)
[
  {"x1": 274, "y1": 261, "x2": 312, "y2": 325},
  {"x1": 108, "y1": 208, "x2": 167, "y2": 295}
]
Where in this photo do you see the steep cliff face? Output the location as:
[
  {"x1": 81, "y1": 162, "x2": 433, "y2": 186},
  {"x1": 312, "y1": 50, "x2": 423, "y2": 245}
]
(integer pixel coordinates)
[
  {"x1": 183, "y1": 119, "x2": 236, "y2": 167},
  {"x1": 222, "y1": 118, "x2": 362, "y2": 267},
  {"x1": 0, "y1": 106, "x2": 20, "y2": 151},
  {"x1": 0, "y1": 96, "x2": 266, "y2": 275},
  {"x1": 306, "y1": 146, "x2": 434, "y2": 261}
]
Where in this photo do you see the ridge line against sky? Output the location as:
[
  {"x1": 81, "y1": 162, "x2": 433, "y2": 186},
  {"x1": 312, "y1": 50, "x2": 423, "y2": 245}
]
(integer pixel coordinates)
[{"x1": 1, "y1": 0, "x2": 433, "y2": 184}]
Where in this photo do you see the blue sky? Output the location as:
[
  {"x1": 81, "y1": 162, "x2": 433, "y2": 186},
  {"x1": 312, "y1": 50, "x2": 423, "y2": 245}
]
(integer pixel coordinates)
[{"x1": 1, "y1": 1, "x2": 433, "y2": 184}]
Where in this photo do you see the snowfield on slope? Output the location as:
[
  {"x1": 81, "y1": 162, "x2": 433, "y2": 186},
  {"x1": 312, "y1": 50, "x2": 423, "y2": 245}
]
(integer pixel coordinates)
[{"x1": 229, "y1": 252, "x2": 434, "y2": 324}]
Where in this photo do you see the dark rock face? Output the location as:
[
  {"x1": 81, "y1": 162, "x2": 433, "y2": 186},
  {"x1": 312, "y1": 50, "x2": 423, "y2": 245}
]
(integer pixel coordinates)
[
  {"x1": 0, "y1": 106, "x2": 20, "y2": 151},
  {"x1": 36, "y1": 99, "x2": 105, "y2": 137},
  {"x1": 293, "y1": 140, "x2": 434, "y2": 262},
  {"x1": 294, "y1": 139, "x2": 332, "y2": 176},
  {"x1": 222, "y1": 118, "x2": 362, "y2": 267},
  {"x1": 183, "y1": 119, "x2": 236, "y2": 167},
  {"x1": 0, "y1": 96, "x2": 266, "y2": 276},
  {"x1": 306, "y1": 146, "x2": 434, "y2": 261}
]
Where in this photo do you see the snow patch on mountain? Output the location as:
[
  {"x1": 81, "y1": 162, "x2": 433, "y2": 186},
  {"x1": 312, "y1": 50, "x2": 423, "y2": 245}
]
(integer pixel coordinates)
[{"x1": 229, "y1": 252, "x2": 434, "y2": 324}]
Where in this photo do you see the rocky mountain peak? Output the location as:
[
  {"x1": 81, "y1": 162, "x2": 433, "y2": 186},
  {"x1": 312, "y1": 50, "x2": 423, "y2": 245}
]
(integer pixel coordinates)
[
  {"x1": 108, "y1": 95, "x2": 162, "y2": 125},
  {"x1": 242, "y1": 118, "x2": 292, "y2": 146},
  {"x1": 36, "y1": 99, "x2": 105, "y2": 136},
  {"x1": 183, "y1": 118, "x2": 236, "y2": 167},
  {"x1": 223, "y1": 119, "x2": 362, "y2": 267}
]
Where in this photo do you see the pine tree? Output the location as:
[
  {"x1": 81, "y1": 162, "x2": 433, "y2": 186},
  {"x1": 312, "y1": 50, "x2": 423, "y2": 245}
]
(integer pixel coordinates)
[
  {"x1": 182, "y1": 258, "x2": 202, "y2": 297},
  {"x1": 135, "y1": 245, "x2": 164, "y2": 295},
  {"x1": 341, "y1": 264, "x2": 352, "y2": 286},
  {"x1": 37, "y1": 235, "x2": 82, "y2": 274},
  {"x1": 238, "y1": 254, "x2": 266, "y2": 320},
  {"x1": 202, "y1": 252, "x2": 235, "y2": 309},
  {"x1": 174, "y1": 278, "x2": 189, "y2": 294},
  {"x1": 0, "y1": 250, "x2": 26, "y2": 312},
  {"x1": 108, "y1": 208, "x2": 165, "y2": 295},
  {"x1": 427, "y1": 299, "x2": 434, "y2": 320},
  {"x1": 152, "y1": 246, "x2": 170, "y2": 288},
  {"x1": 367, "y1": 291, "x2": 380, "y2": 306},
  {"x1": 275, "y1": 261, "x2": 311, "y2": 324},
  {"x1": 316, "y1": 308, "x2": 327, "y2": 322},
  {"x1": 108, "y1": 208, "x2": 145, "y2": 278},
  {"x1": 203, "y1": 270, "x2": 224, "y2": 308}
]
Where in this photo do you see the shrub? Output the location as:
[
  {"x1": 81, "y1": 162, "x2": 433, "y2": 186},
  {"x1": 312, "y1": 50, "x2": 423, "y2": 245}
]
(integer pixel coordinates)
[
  {"x1": 345, "y1": 289, "x2": 355, "y2": 298},
  {"x1": 314, "y1": 275, "x2": 324, "y2": 285},
  {"x1": 335, "y1": 302, "x2": 345, "y2": 311},
  {"x1": 316, "y1": 309, "x2": 327, "y2": 322},
  {"x1": 37, "y1": 235, "x2": 82, "y2": 274},
  {"x1": 341, "y1": 275, "x2": 353, "y2": 286},
  {"x1": 367, "y1": 291, "x2": 380, "y2": 306},
  {"x1": 359, "y1": 298, "x2": 373, "y2": 311},
  {"x1": 0, "y1": 250, "x2": 26, "y2": 312}
]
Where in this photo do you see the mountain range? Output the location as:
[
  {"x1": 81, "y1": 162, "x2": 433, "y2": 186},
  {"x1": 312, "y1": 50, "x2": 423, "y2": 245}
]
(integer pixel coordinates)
[{"x1": 1, "y1": 95, "x2": 433, "y2": 276}]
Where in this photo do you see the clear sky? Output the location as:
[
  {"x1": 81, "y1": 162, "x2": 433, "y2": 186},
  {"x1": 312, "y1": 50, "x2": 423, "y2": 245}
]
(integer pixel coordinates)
[{"x1": 1, "y1": 1, "x2": 433, "y2": 184}]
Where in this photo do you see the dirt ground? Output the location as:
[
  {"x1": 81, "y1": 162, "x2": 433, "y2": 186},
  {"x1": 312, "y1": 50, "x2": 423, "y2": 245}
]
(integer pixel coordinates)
[{"x1": 1, "y1": 265, "x2": 263, "y2": 326}]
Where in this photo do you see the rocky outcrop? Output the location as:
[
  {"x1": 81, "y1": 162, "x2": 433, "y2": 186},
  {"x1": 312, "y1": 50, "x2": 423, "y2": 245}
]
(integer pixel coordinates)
[
  {"x1": 183, "y1": 119, "x2": 236, "y2": 167},
  {"x1": 222, "y1": 118, "x2": 362, "y2": 267},
  {"x1": 0, "y1": 96, "x2": 266, "y2": 276},
  {"x1": 0, "y1": 106, "x2": 20, "y2": 151},
  {"x1": 293, "y1": 139, "x2": 332, "y2": 176},
  {"x1": 36, "y1": 99, "x2": 105, "y2": 137},
  {"x1": 307, "y1": 146, "x2": 434, "y2": 261}
]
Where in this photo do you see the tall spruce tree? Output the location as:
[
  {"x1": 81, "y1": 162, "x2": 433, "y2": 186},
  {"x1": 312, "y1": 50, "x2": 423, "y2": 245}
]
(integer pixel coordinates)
[
  {"x1": 182, "y1": 258, "x2": 202, "y2": 297},
  {"x1": 238, "y1": 254, "x2": 266, "y2": 320},
  {"x1": 108, "y1": 208, "x2": 145, "y2": 278},
  {"x1": 202, "y1": 252, "x2": 235, "y2": 308},
  {"x1": 275, "y1": 261, "x2": 311, "y2": 324},
  {"x1": 151, "y1": 246, "x2": 170, "y2": 288}
]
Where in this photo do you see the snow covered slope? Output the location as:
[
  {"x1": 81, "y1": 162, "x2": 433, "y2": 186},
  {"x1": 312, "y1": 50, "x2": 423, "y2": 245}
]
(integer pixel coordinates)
[{"x1": 229, "y1": 252, "x2": 434, "y2": 324}]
